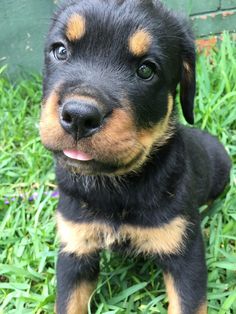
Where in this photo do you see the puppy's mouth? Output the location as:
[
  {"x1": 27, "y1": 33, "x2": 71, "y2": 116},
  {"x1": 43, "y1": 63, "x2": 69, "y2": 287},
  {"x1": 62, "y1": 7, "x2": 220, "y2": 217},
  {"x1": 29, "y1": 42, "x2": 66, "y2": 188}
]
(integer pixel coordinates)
[
  {"x1": 63, "y1": 149, "x2": 94, "y2": 161},
  {"x1": 56, "y1": 148, "x2": 145, "y2": 176}
]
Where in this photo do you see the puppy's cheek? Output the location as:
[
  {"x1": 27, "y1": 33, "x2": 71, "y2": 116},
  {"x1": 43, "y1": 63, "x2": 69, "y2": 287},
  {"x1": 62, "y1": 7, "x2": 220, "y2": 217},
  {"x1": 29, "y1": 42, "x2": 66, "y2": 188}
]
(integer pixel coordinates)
[
  {"x1": 39, "y1": 91, "x2": 74, "y2": 150},
  {"x1": 79, "y1": 94, "x2": 174, "y2": 173},
  {"x1": 138, "y1": 94, "x2": 175, "y2": 153},
  {"x1": 81, "y1": 108, "x2": 143, "y2": 164}
]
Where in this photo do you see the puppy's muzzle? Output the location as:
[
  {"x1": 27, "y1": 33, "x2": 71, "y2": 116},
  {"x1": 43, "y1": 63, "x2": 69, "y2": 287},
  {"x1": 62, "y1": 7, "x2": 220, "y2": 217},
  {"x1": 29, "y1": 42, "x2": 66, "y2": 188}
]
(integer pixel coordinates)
[{"x1": 60, "y1": 100, "x2": 104, "y2": 140}]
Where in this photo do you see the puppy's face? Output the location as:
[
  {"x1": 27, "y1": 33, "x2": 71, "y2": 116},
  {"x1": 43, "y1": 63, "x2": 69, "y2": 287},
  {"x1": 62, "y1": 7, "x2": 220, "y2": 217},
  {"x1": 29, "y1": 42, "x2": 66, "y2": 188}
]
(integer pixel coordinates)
[{"x1": 40, "y1": 0, "x2": 196, "y2": 175}]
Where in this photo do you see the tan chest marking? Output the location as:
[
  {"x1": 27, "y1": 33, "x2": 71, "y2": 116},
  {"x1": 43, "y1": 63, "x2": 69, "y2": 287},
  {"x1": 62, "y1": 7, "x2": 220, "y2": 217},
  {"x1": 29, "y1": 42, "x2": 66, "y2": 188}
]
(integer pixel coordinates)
[
  {"x1": 57, "y1": 213, "x2": 116, "y2": 255},
  {"x1": 57, "y1": 213, "x2": 189, "y2": 256},
  {"x1": 122, "y1": 216, "x2": 188, "y2": 255}
]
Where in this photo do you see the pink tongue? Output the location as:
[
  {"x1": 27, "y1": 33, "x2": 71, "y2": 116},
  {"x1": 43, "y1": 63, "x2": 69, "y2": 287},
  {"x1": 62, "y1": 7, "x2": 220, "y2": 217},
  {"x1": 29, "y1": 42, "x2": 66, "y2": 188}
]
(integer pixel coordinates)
[{"x1": 63, "y1": 149, "x2": 93, "y2": 161}]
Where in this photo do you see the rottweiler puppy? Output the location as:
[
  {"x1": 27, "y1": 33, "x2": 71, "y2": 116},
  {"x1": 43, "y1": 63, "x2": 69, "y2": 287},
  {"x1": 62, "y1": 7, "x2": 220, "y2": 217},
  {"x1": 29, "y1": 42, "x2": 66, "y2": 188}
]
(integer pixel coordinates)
[{"x1": 40, "y1": 0, "x2": 231, "y2": 313}]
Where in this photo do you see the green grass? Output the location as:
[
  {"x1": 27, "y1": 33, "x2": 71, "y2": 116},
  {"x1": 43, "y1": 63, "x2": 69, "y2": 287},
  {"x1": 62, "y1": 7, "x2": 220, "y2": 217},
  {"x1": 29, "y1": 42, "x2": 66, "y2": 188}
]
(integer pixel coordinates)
[{"x1": 0, "y1": 34, "x2": 236, "y2": 314}]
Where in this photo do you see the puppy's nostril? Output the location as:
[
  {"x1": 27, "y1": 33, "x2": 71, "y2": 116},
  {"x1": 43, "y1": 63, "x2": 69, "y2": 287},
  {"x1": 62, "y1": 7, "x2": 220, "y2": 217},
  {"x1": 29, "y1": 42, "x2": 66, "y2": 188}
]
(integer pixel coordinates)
[
  {"x1": 84, "y1": 117, "x2": 101, "y2": 130},
  {"x1": 63, "y1": 112, "x2": 73, "y2": 124}
]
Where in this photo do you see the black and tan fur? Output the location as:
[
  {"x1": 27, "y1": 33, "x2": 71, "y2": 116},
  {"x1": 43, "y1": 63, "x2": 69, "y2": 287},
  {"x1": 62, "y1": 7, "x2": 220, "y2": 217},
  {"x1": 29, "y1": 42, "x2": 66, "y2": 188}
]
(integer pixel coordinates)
[{"x1": 40, "y1": 0, "x2": 231, "y2": 313}]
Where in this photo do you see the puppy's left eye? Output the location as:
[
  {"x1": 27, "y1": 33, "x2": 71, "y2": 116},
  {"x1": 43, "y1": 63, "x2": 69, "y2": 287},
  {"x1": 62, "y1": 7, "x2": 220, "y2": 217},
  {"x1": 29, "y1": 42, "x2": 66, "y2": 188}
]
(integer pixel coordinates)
[
  {"x1": 137, "y1": 61, "x2": 156, "y2": 80},
  {"x1": 52, "y1": 44, "x2": 68, "y2": 61}
]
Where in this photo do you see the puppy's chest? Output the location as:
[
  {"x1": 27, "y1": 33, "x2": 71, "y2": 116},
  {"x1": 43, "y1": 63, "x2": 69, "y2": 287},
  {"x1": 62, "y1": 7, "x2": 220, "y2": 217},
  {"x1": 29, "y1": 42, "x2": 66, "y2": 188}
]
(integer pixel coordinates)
[{"x1": 57, "y1": 212, "x2": 189, "y2": 256}]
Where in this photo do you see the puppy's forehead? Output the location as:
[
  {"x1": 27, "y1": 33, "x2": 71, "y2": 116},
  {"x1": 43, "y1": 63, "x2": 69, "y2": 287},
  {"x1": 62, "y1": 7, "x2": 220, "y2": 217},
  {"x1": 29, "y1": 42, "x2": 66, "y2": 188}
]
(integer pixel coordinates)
[{"x1": 56, "y1": 0, "x2": 155, "y2": 56}]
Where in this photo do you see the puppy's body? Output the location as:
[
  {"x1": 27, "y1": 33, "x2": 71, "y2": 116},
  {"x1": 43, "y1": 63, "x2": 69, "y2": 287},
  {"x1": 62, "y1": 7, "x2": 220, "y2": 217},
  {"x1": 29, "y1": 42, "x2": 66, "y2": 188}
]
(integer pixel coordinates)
[{"x1": 40, "y1": 0, "x2": 231, "y2": 313}]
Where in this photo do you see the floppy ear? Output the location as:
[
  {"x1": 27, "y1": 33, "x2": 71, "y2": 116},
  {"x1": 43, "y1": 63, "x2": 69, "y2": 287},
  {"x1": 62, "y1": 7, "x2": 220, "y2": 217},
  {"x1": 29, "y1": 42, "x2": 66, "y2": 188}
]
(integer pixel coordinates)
[
  {"x1": 151, "y1": 0, "x2": 196, "y2": 124},
  {"x1": 180, "y1": 35, "x2": 196, "y2": 125}
]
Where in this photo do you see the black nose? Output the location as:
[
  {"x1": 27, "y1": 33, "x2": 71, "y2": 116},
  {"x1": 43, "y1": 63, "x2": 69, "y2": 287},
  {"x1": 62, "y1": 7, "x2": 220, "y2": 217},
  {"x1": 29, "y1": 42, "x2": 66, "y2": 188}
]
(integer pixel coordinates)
[{"x1": 60, "y1": 101, "x2": 103, "y2": 139}]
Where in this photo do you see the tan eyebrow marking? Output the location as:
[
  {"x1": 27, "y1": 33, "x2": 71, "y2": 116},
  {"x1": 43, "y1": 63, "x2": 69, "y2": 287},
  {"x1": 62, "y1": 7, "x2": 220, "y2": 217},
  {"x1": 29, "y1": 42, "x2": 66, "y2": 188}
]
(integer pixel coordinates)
[
  {"x1": 66, "y1": 14, "x2": 86, "y2": 41},
  {"x1": 128, "y1": 29, "x2": 152, "y2": 56}
]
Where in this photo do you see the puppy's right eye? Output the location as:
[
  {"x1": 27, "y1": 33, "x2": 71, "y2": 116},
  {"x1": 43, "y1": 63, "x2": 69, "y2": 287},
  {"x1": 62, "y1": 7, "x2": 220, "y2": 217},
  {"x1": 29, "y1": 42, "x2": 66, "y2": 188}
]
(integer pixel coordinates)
[
  {"x1": 52, "y1": 44, "x2": 68, "y2": 61},
  {"x1": 137, "y1": 61, "x2": 156, "y2": 81}
]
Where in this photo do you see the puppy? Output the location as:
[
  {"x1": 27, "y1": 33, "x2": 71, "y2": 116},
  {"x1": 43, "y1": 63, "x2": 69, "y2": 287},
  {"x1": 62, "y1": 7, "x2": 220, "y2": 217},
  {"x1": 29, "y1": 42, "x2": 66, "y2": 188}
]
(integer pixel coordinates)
[{"x1": 40, "y1": 0, "x2": 231, "y2": 313}]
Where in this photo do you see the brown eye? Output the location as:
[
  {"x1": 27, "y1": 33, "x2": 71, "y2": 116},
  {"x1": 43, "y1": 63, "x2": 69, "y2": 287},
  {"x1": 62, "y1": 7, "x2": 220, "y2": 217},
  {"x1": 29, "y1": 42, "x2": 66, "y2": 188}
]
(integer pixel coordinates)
[
  {"x1": 53, "y1": 44, "x2": 68, "y2": 61},
  {"x1": 137, "y1": 61, "x2": 156, "y2": 80}
]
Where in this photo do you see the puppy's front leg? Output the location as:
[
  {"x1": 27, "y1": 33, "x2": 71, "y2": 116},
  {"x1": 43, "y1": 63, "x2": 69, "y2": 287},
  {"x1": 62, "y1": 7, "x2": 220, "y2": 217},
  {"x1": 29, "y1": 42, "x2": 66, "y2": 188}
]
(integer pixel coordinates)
[
  {"x1": 162, "y1": 230, "x2": 207, "y2": 314},
  {"x1": 56, "y1": 251, "x2": 100, "y2": 314}
]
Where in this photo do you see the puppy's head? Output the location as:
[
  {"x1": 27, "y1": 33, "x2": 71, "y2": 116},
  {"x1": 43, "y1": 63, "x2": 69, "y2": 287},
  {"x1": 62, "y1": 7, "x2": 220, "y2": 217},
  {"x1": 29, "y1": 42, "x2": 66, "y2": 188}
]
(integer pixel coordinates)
[{"x1": 40, "y1": 0, "x2": 196, "y2": 175}]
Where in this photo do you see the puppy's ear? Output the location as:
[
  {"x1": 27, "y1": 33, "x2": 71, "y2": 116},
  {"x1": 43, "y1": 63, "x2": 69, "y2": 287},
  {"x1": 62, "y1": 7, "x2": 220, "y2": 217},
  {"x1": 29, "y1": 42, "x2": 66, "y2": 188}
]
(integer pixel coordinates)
[
  {"x1": 180, "y1": 31, "x2": 196, "y2": 125},
  {"x1": 148, "y1": 1, "x2": 196, "y2": 124}
]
